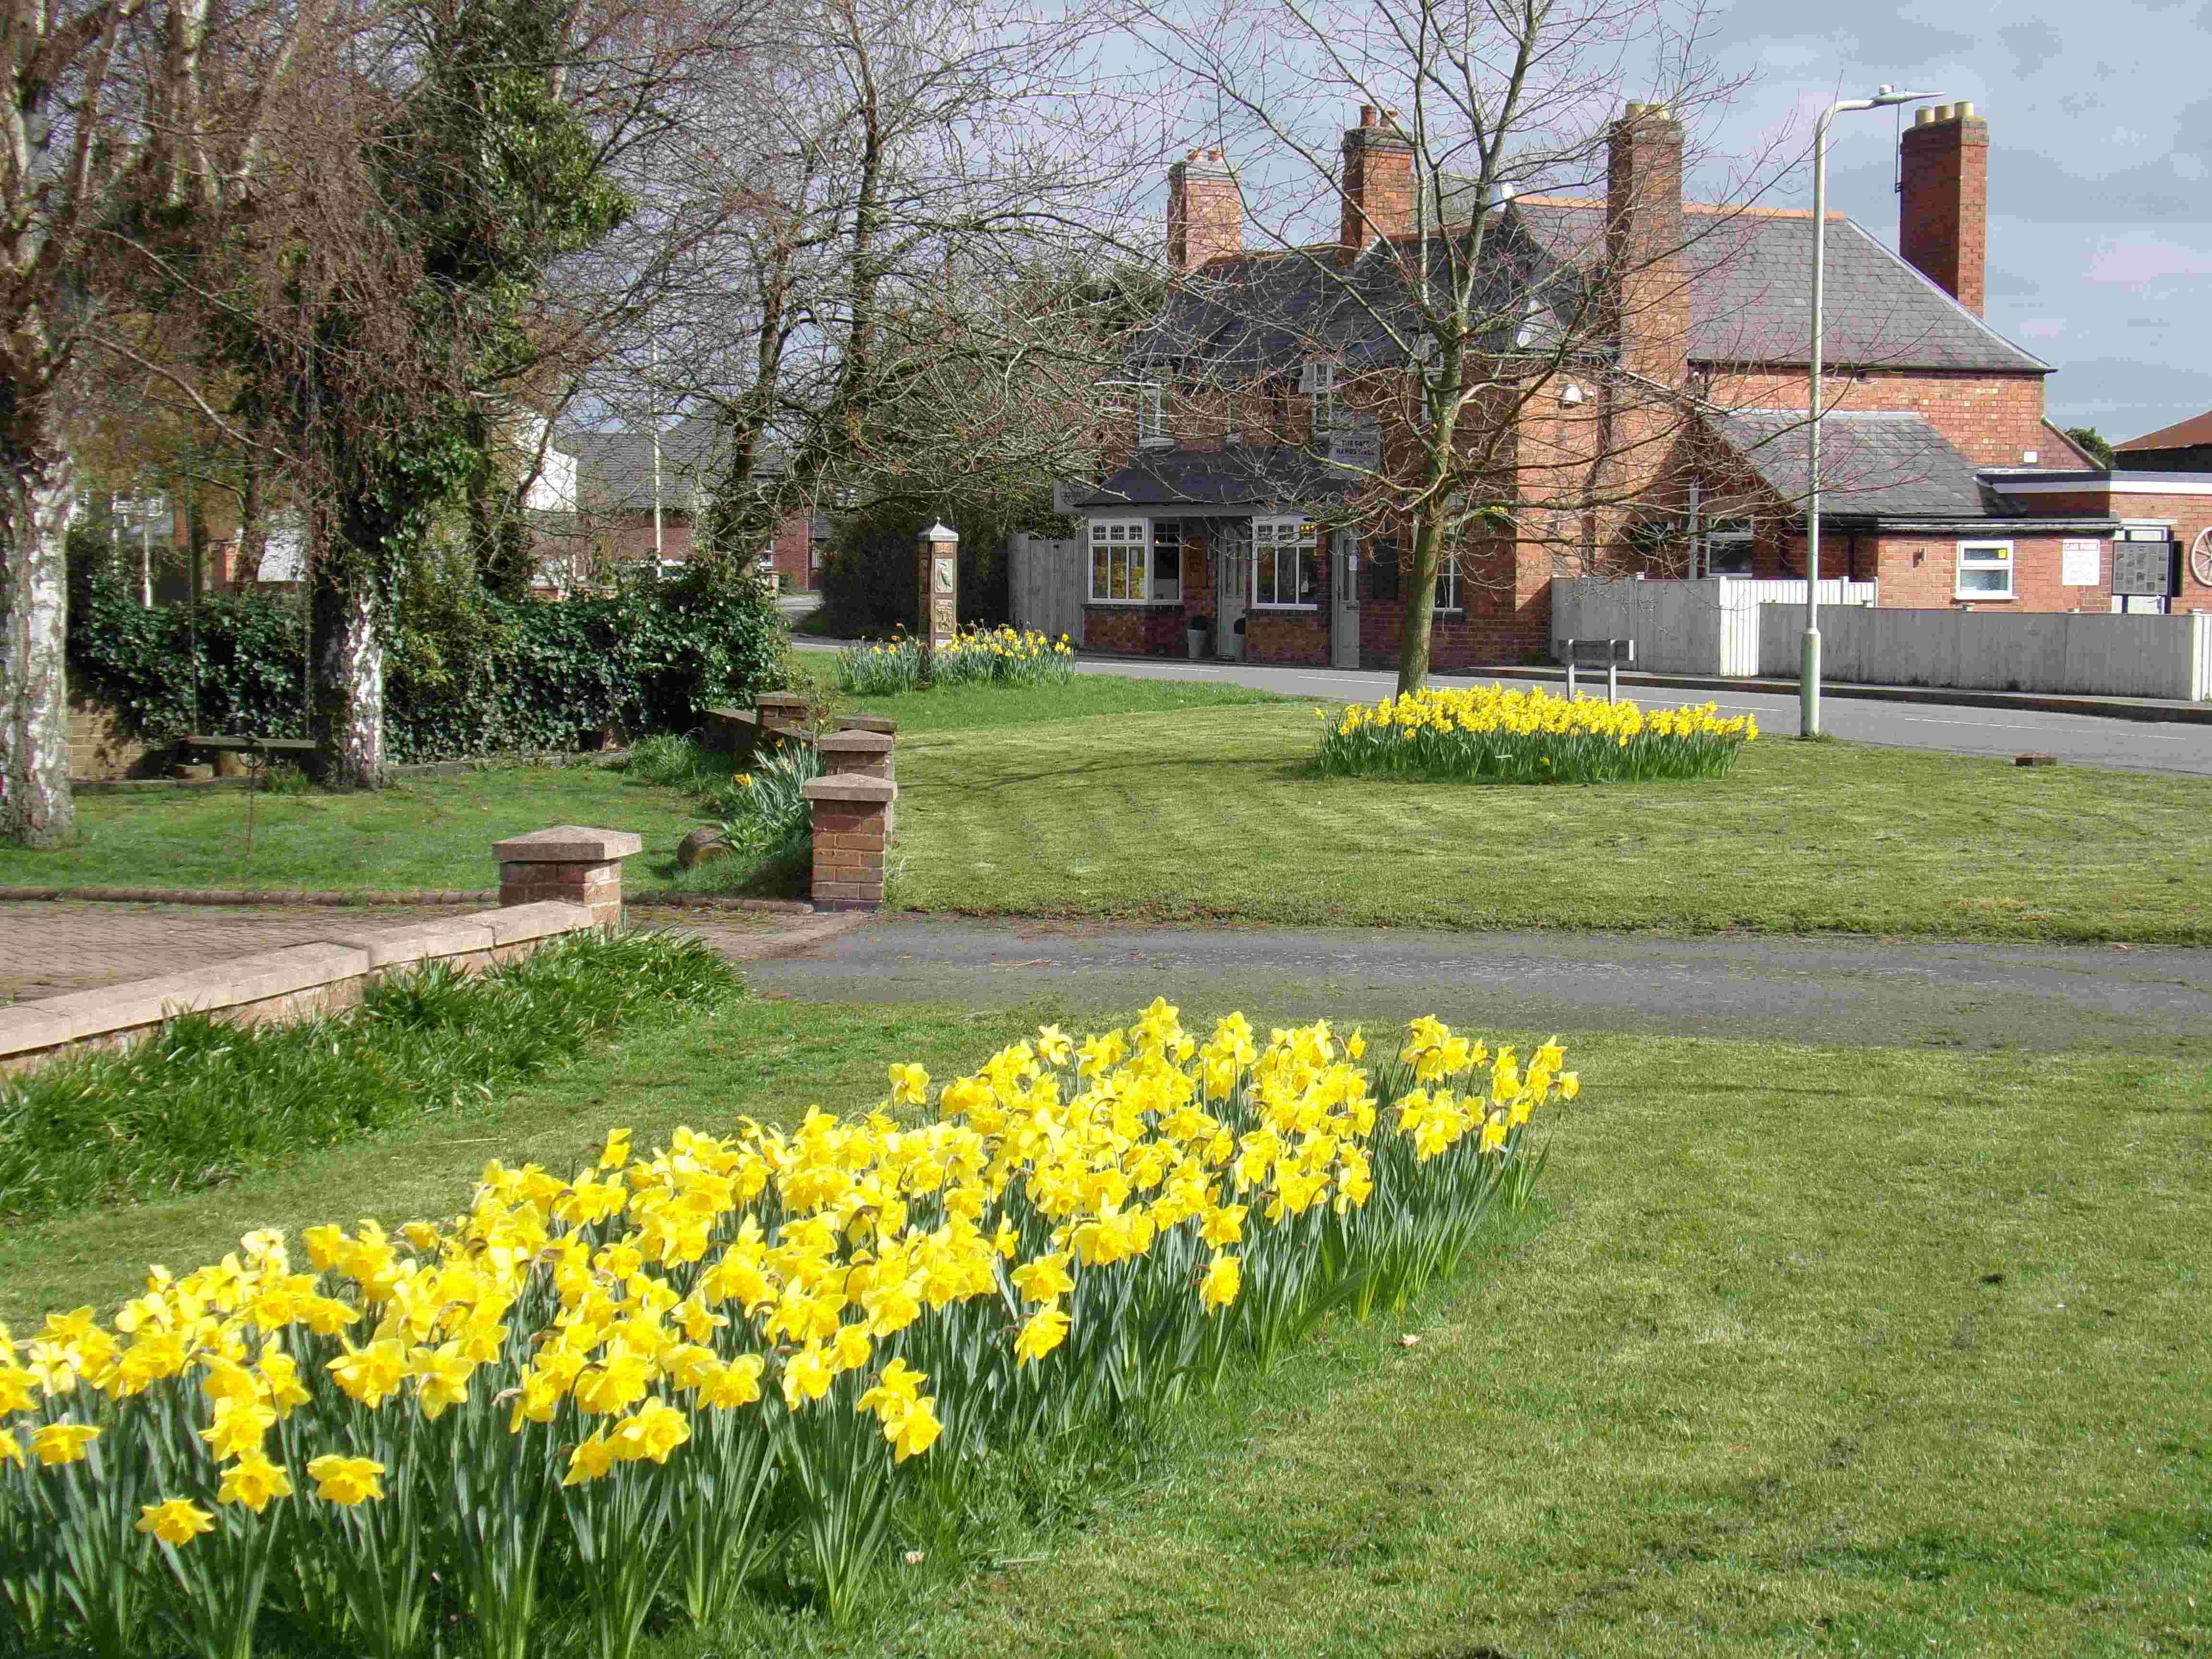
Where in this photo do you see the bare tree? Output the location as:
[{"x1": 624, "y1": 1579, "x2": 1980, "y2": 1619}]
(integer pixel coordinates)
[
  {"x1": 1119, "y1": 0, "x2": 1772, "y2": 691},
  {"x1": 0, "y1": 0, "x2": 336, "y2": 843},
  {"x1": 577, "y1": 0, "x2": 1153, "y2": 553}
]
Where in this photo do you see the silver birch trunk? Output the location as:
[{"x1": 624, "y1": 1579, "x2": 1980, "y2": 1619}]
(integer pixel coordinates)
[
  {"x1": 322, "y1": 583, "x2": 387, "y2": 789},
  {"x1": 0, "y1": 443, "x2": 78, "y2": 847}
]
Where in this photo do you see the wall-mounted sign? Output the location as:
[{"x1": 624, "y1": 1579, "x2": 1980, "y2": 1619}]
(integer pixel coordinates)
[
  {"x1": 1324, "y1": 416, "x2": 1381, "y2": 473},
  {"x1": 2112, "y1": 539, "x2": 2174, "y2": 598},
  {"x1": 2060, "y1": 539, "x2": 2101, "y2": 587}
]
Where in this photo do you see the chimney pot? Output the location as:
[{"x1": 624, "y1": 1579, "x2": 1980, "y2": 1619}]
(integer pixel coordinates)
[
  {"x1": 1359, "y1": 104, "x2": 1377, "y2": 126},
  {"x1": 1956, "y1": 99, "x2": 1974, "y2": 119},
  {"x1": 1188, "y1": 149, "x2": 1201, "y2": 161},
  {"x1": 1914, "y1": 107, "x2": 1934, "y2": 126}
]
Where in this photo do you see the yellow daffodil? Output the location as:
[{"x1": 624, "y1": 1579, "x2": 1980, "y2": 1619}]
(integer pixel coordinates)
[
  {"x1": 306, "y1": 1455, "x2": 386, "y2": 1505},
  {"x1": 137, "y1": 1499, "x2": 216, "y2": 1546}
]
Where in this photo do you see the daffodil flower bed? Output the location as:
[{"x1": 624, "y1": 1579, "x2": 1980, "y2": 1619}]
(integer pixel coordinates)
[
  {"x1": 1314, "y1": 683, "x2": 1757, "y2": 784},
  {"x1": 837, "y1": 625, "x2": 1075, "y2": 696},
  {"x1": 0, "y1": 1005, "x2": 1570, "y2": 1658}
]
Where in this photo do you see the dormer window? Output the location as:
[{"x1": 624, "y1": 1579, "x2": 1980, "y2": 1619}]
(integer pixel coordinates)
[
  {"x1": 1298, "y1": 361, "x2": 1338, "y2": 433},
  {"x1": 1137, "y1": 381, "x2": 1169, "y2": 449}
]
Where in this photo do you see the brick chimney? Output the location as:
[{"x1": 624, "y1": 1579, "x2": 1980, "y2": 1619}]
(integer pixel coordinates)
[
  {"x1": 1899, "y1": 102, "x2": 1988, "y2": 316},
  {"x1": 1606, "y1": 100, "x2": 1685, "y2": 379},
  {"x1": 1167, "y1": 150, "x2": 1241, "y2": 272},
  {"x1": 1339, "y1": 106, "x2": 1415, "y2": 259}
]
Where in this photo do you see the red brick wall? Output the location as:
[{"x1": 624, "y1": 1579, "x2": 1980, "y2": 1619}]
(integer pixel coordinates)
[
  {"x1": 769, "y1": 511, "x2": 815, "y2": 589},
  {"x1": 1082, "y1": 606, "x2": 1188, "y2": 656},
  {"x1": 1704, "y1": 369, "x2": 2050, "y2": 468},
  {"x1": 1239, "y1": 608, "x2": 1323, "y2": 664}
]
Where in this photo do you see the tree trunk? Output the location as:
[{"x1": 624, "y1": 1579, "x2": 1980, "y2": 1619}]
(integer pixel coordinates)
[
  {"x1": 312, "y1": 575, "x2": 386, "y2": 789},
  {"x1": 0, "y1": 430, "x2": 78, "y2": 847}
]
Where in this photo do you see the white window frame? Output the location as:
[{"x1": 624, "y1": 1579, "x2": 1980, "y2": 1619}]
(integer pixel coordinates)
[
  {"x1": 1149, "y1": 520, "x2": 1184, "y2": 603},
  {"x1": 1251, "y1": 517, "x2": 1318, "y2": 609},
  {"x1": 1137, "y1": 381, "x2": 1169, "y2": 449},
  {"x1": 1955, "y1": 540, "x2": 2015, "y2": 601},
  {"x1": 1298, "y1": 361, "x2": 1338, "y2": 433},
  {"x1": 1701, "y1": 527, "x2": 1755, "y2": 577},
  {"x1": 1088, "y1": 518, "x2": 1150, "y2": 604},
  {"x1": 1432, "y1": 551, "x2": 1462, "y2": 615}
]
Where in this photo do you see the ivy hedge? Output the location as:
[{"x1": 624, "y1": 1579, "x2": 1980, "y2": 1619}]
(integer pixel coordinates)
[{"x1": 66, "y1": 543, "x2": 785, "y2": 763}]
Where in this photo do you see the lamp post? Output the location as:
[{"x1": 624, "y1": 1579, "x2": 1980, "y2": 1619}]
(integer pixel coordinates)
[{"x1": 1803, "y1": 85, "x2": 1946, "y2": 738}]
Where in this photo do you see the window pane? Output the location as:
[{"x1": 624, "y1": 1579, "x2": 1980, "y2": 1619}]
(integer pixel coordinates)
[
  {"x1": 1092, "y1": 547, "x2": 1109, "y2": 598},
  {"x1": 1959, "y1": 568, "x2": 2009, "y2": 593}
]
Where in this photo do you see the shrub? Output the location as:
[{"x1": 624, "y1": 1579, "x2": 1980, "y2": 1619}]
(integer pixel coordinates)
[
  {"x1": 64, "y1": 553, "x2": 785, "y2": 762},
  {"x1": 1314, "y1": 684, "x2": 1757, "y2": 784},
  {"x1": 0, "y1": 1007, "x2": 1566, "y2": 1652}
]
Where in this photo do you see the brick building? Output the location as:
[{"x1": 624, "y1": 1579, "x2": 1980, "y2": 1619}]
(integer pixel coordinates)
[
  {"x1": 553, "y1": 417, "x2": 826, "y2": 593},
  {"x1": 1070, "y1": 102, "x2": 2212, "y2": 669}
]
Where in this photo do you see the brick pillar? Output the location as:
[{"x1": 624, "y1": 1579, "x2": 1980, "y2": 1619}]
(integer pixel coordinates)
[
  {"x1": 918, "y1": 524, "x2": 959, "y2": 651},
  {"x1": 493, "y1": 825, "x2": 642, "y2": 932},
  {"x1": 756, "y1": 689, "x2": 815, "y2": 733},
  {"x1": 802, "y1": 774, "x2": 896, "y2": 912},
  {"x1": 817, "y1": 728, "x2": 896, "y2": 838}
]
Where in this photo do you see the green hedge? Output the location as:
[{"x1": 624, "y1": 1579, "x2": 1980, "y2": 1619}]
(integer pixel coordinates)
[{"x1": 66, "y1": 544, "x2": 784, "y2": 761}]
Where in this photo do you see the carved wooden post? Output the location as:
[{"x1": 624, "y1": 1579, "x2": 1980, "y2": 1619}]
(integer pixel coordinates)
[{"x1": 918, "y1": 523, "x2": 959, "y2": 657}]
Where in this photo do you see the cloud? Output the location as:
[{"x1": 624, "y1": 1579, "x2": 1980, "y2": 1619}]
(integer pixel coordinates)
[{"x1": 2083, "y1": 236, "x2": 2212, "y2": 285}]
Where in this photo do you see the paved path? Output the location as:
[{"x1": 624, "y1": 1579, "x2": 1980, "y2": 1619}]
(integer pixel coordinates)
[
  {"x1": 0, "y1": 902, "x2": 861, "y2": 1006},
  {"x1": 741, "y1": 914, "x2": 2212, "y2": 1055},
  {"x1": 0, "y1": 904, "x2": 454, "y2": 1003},
  {"x1": 792, "y1": 639, "x2": 2212, "y2": 775}
]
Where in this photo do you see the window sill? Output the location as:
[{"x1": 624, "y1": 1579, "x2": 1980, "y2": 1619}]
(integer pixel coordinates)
[
  {"x1": 1085, "y1": 600, "x2": 1185, "y2": 609},
  {"x1": 1953, "y1": 593, "x2": 2016, "y2": 602},
  {"x1": 1250, "y1": 603, "x2": 1321, "y2": 613}
]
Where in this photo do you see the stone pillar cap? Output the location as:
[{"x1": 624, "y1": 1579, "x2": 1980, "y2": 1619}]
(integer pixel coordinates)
[
  {"x1": 493, "y1": 825, "x2": 644, "y2": 862},
  {"x1": 836, "y1": 714, "x2": 898, "y2": 733},
  {"x1": 922, "y1": 523, "x2": 959, "y2": 542},
  {"x1": 802, "y1": 773, "x2": 898, "y2": 804},
  {"x1": 817, "y1": 729, "x2": 894, "y2": 754}
]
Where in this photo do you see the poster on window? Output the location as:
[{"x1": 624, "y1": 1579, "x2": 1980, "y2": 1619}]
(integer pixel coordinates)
[{"x1": 2060, "y1": 539, "x2": 2100, "y2": 587}]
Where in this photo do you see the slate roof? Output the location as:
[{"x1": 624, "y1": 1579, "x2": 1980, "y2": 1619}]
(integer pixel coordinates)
[
  {"x1": 555, "y1": 417, "x2": 800, "y2": 517},
  {"x1": 1705, "y1": 409, "x2": 1990, "y2": 520},
  {"x1": 1069, "y1": 445, "x2": 1351, "y2": 512},
  {"x1": 1509, "y1": 200, "x2": 2049, "y2": 375},
  {"x1": 1129, "y1": 210, "x2": 1581, "y2": 380},
  {"x1": 1134, "y1": 195, "x2": 2048, "y2": 385}
]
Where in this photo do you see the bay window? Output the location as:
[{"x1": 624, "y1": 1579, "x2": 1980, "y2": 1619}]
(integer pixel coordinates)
[{"x1": 1252, "y1": 517, "x2": 1320, "y2": 608}]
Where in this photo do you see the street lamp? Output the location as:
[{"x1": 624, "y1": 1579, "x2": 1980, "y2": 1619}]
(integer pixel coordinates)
[{"x1": 1802, "y1": 85, "x2": 1947, "y2": 738}]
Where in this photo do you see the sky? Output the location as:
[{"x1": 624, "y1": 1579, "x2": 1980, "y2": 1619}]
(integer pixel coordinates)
[{"x1": 1702, "y1": 0, "x2": 2212, "y2": 444}]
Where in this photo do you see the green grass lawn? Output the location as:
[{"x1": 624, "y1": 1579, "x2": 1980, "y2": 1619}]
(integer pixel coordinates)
[
  {"x1": 0, "y1": 680, "x2": 1287, "y2": 893},
  {"x1": 889, "y1": 702, "x2": 2212, "y2": 943},
  {"x1": 5, "y1": 995, "x2": 2205, "y2": 1655},
  {"x1": 0, "y1": 763, "x2": 709, "y2": 893}
]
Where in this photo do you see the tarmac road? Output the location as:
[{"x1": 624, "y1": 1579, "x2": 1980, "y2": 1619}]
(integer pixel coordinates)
[{"x1": 738, "y1": 914, "x2": 2212, "y2": 1056}]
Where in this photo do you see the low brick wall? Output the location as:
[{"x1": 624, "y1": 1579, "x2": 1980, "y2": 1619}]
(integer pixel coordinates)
[
  {"x1": 0, "y1": 902, "x2": 593, "y2": 1076},
  {"x1": 1083, "y1": 605, "x2": 1190, "y2": 657}
]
